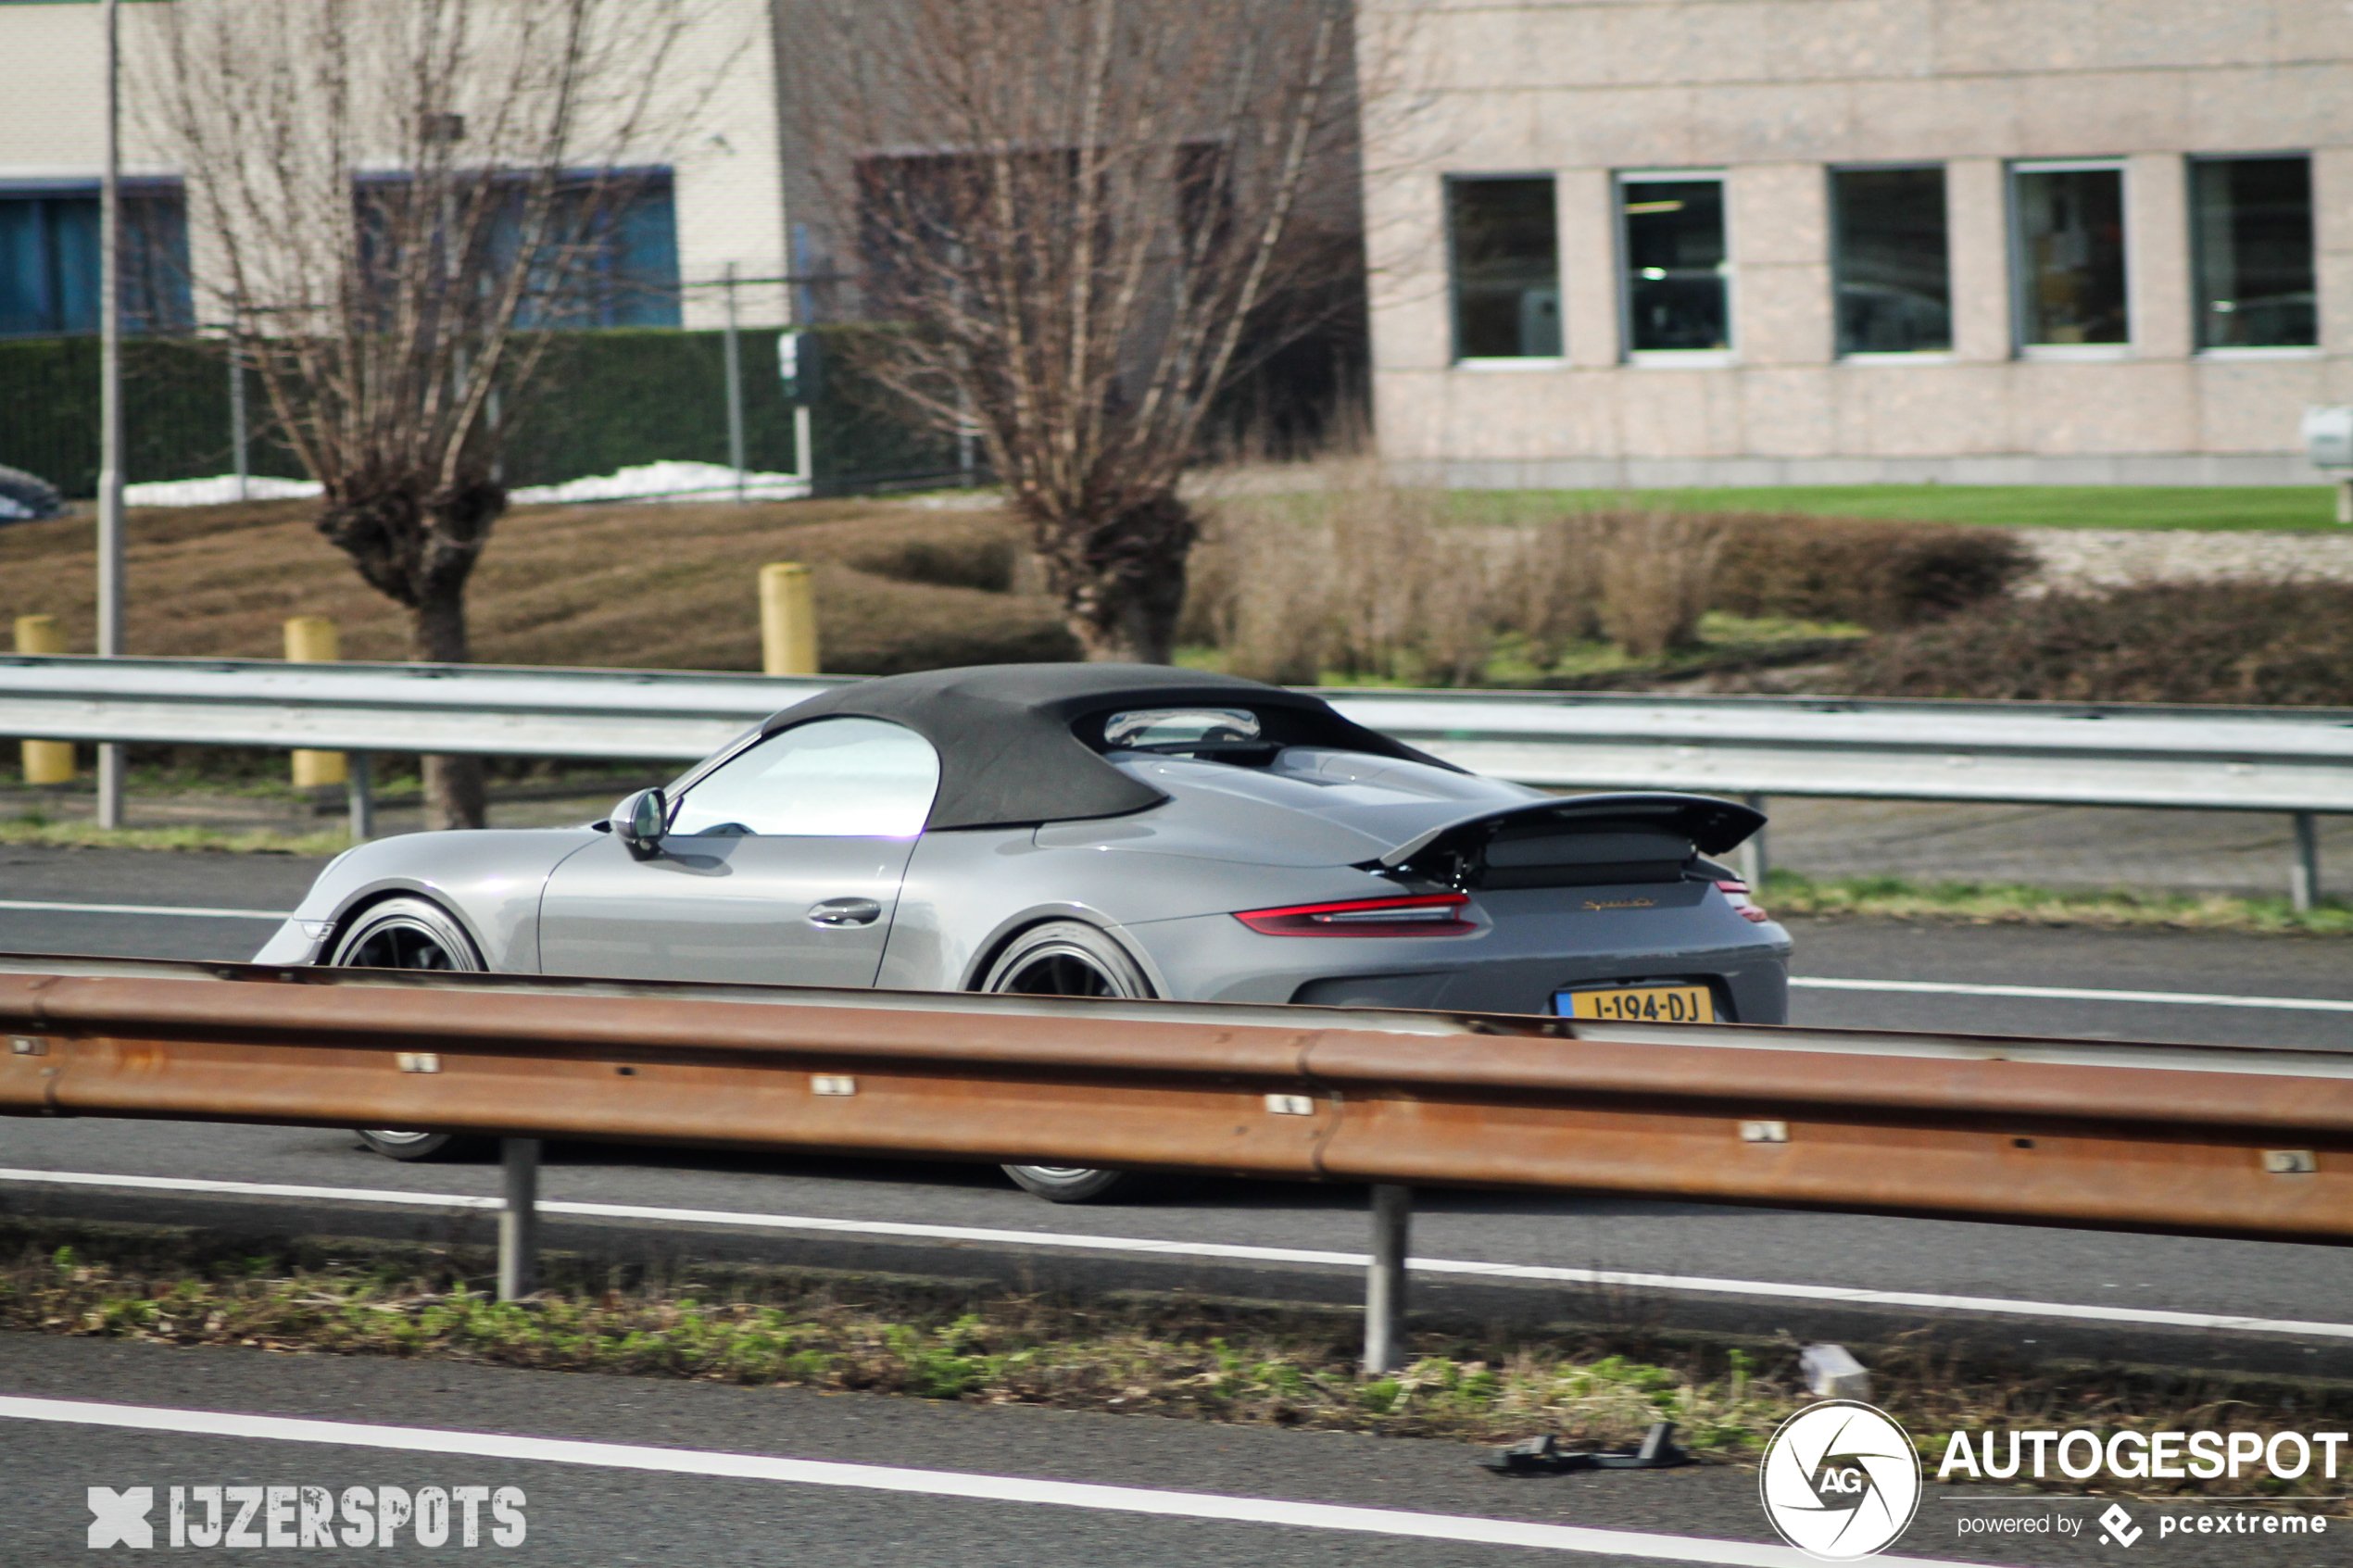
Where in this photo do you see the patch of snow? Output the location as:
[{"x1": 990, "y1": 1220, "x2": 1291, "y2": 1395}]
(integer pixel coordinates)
[
  {"x1": 124, "y1": 474, "x2": 324, "y2": 507},
  {"x1": 121, "y1": 460, "x2": 812, "y2": 509},
  {"x1": 510, "y1": 460, "x2": 809, "y2": 505}
]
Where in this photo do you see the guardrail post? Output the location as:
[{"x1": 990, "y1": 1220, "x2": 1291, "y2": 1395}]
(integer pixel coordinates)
[
  {"x1": 2291, "y1": 812, "x2": 2322, "y2": 913},
  {"x1": 12, "y1": 616, "x2": 76, "y2": 785},
  {"x1": 347, "y1": 751, "x2": 374, "y2": 842},
  {"x1": 1736, "y1": 793, "x2": 1769, "y2": 890},
  {"x1": 497, "y1": 1137, "x2": 540, "y2": 1301},
  {"x1": 1364, "y1": 1184, "x2": 1411, "y2": 1374}
]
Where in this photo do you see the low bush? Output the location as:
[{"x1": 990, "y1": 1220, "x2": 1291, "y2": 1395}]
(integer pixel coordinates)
[
  {"x1": 1839, "y1": 581, "x2": 2353, "y2": 706},
  {"x1": 1189, "y1": 482, "x2": 1735, "y2": 679},
  {"x1": 1713, "y1": 512, "x2": 2035, "y2": 631},
  {"x1": 1591, "y1": 511, "x2": 1728, "y2": 659},
  {"x1": 1189, "y1": 467, "x2": 1496, "y2": 684}
]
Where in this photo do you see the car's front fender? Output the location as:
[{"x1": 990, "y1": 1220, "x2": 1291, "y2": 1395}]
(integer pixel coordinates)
[{"x1": 250, "y1": 828, "x2": 602, "y2": 971}]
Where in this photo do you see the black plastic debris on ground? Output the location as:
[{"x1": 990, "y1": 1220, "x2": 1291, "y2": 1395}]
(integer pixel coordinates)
[{"x1": 1481, "y1": 1421, "x2": 1688, "y2": 1476}]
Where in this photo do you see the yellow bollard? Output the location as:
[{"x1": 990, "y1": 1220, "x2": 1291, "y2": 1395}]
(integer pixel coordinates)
[
  {"x1": 13, "y1": 615, "x2": 76, "y2": 785},
  {"x1": 759, "y1": 562, "x2": 819, "y2": 676},
  {"x1": 283, "y1": 616, "x2": 347, "y2": 787}
]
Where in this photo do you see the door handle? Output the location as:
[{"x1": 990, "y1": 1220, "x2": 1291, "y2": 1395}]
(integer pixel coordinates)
[{"x1": 806, "y1": 897, "x2": 883, "y2": 928}]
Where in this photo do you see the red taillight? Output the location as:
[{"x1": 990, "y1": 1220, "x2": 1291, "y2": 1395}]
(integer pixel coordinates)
[
  {"x1": 1716, "y1": 880, "x2": 1771, "y2": 923},
  {"x1": 1232, "y1": 892, "x2": 1476, "y2": 937}
]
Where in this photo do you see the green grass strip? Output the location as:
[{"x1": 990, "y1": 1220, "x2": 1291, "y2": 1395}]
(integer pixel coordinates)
[
  {"x1": 1768, "y1": 870, "x2": 2353, "y2": 935},
  {"x1": 0, "y1": 816, "x2": 350, "y2": 856},
  {"x1": 1447, "y1": 484, "x2": 2346, "y2": 533}
]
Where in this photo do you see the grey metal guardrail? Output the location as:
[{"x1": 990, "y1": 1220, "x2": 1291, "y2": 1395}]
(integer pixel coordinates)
[
  {"x1": 0, "y1": 655, "x2": 839, "y2": 760},
  {"x1": 2, "y1": 655, "x2": 2346, "y2": 902}
]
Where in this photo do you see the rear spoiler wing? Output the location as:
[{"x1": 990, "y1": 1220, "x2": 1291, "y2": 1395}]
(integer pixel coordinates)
[{"x1": 1374, "y1": 792, "x2": 1766, "y2": 870}]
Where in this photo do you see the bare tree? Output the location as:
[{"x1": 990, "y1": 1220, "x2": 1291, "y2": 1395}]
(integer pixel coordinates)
[
  {"x1": 790, "y1": 0, "x2": 1365, "y2": 664},
  {"x1": 144, "y1": 0, "x2": 714, "y2": 826}
]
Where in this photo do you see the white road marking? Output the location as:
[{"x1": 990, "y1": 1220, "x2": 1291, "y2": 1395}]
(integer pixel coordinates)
[
  {"x1": 0, "y1": 898, "x2": 292, "y2": 921},
  {"x1": 1792, "y1": 975, "x2": 2353, "y2": 1014},
  {"x1": 0, "y1": 1396, "x2": 1984, "y2": 1566},
  {"x1": 6, "y1": 1167, "x2": 2347, "y2": 1342}
]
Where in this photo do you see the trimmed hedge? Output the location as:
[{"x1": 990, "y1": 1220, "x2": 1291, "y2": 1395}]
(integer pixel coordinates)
[
  {"x1": 0, "y1": 326, "x2": 953, "y2": 500},
  {"x1": 1840, "y1": 581, "x2": 2353, "y2": 706},
  {"x1": 1712, "y1": 511, "x2": 2036, "y2": 630}
]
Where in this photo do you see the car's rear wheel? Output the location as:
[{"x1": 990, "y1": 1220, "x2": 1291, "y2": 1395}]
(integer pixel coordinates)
[
  {"x1": 330, "y1": 897, "x2": 492, "y2": 1164},
  {"x1": 984, "y1": 921, "x2": 1150, "y2": 1204}
]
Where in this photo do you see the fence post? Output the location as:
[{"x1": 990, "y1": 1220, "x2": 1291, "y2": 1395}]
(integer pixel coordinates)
[
  {"x1": 283, "y1": 618, "x2": 346, "y2": 789},
  {"x1": 760, "y1": 563, "x2": 818, "y2": 676},
  {"x1": 2291, "y1": 812, "x2": 2322, "y2": 913},
  {"x1": 12, "y1": 617, "x2": 76, "y2": 785},
  {"x1": 497, "y1": 1137, "x2": 540, "y2": 1301},
  {"x1": 1736, "y1": 793, "x2": 1769, "y2": 889},
  {"x1": 723, "y1": 262, "x2": 746, "y2": 504},
  {"x1": 1364, "y1": 1184, "x2": 1411, "y2": 1374},
  {"x1": 347, "y1": 750, "x2": 374, "y2": 843},
  {"x1": 228, "y1": 336, "x2": 249, "y2": 503}
]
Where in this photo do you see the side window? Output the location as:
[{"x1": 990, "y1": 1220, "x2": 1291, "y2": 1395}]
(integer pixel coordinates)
[{"x1": 670, "y1": 718, "x2": 940, "y2": 838}]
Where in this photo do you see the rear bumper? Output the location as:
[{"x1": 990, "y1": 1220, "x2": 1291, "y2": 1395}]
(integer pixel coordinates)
[{"x1": 1129, "y1": 907, "x2": 1791, "y2": 1023}]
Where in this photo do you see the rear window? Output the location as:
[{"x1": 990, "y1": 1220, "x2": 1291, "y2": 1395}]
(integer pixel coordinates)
[{"x1": 1101, "y1": 708, "x2": 1264, "y2": 750}]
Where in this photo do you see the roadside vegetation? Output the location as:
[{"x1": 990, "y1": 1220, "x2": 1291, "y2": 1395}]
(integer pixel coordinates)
[
  {"x1": 6, "y1": 1218, "x2": 2345, "y2": 1503},
  {"x1": 0, "y1": 816, "x2": 351, "y2": 856},
  {"x1": 1449, "y1": 483, "x2": 2347, "y2": 533},
  {"x1": 1767, "y1": 871, "x2": 2353, "y2": 937}
]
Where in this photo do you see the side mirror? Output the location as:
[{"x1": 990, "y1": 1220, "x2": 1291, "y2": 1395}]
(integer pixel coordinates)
[{"x1": 611, "y1": 787, "x2": 667, "y2": 859}]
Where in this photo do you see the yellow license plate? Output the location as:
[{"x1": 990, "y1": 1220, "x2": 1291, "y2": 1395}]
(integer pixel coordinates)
[{"x1": 1558, "y1": 985, "x2": 1715, "y2": 1023}]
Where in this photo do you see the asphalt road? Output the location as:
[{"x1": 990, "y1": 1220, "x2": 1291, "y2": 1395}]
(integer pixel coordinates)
[
  {"x1": 3, "y1": 844, "x2": 2349, "y2": 1366},
  {"x1": 5, "y1": 845, "x2": 2353, "y2": 1564},
  {"x1": 6, "y1": 1334, "x2": 2346, "y2": 1568}
]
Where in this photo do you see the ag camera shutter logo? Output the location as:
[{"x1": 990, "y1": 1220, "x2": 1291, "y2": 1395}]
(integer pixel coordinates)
[{"x1": 1759, "y1": 1400, "x2": 1923, "y2": 1561}]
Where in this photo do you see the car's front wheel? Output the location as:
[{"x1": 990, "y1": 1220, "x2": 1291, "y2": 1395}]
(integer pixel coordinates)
[
  {"x1": 982, "y1": 921, "x2": 1150, "y2": 1204},
  {"x1": 330, "y1": 897, "x2": 492, "y2": 1164}
]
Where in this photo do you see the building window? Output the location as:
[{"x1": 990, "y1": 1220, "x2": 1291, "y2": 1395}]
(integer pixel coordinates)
[
  {"x1": 1446, "y1": 177, "x2": 1559, "y2": 359},
  {"x1": 0, "y1": 184, "x2": 192, "y2": 338},
  {"x1": 2192, "y1": 156, "x2": 2315, "y2": 350},
  {"x1": 2012, "y1": 162, "x2": 2128, "y2": 349},
  {"x1": 1832, "y1": 167, "x2": 1950, "y2": 355},
  {"x1": 1620, "y1": 173, "x2": 1728, "y2": 355},
  {"x1": 355, "y1": 170, "x2": 680, "y2": 331}
]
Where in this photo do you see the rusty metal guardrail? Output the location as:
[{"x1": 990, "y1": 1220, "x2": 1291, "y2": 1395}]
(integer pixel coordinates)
[
  {"x1": 3, "y1": 952, "x2": 2347, "y2": 1364},
  {"x1": 5, "y1": 952, "x2": 2344, "y2": 1236}
]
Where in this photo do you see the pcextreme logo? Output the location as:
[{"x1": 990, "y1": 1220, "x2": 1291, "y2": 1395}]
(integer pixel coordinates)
[{"x1": 1759, "y1": 1400, "x2": 1924, "y2": 1562}]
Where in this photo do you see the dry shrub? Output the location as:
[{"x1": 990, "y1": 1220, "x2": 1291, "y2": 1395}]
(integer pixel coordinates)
[
  {"x1": 1191, "y1": 465, "x2": 1496, "y2": 684},
  {"x1": 1493, "y1": 515, "x2": 1604, "y2": 665},
  {"x1": 1589, "y1": 511, "x2": 1726, "y2": 659},
  {"x1": 1841, "y1": 581, "x2": 2353, "y2": 706},
  {"x1": 1713, "y1": 513, "x2": 2034, "y2": 630}
]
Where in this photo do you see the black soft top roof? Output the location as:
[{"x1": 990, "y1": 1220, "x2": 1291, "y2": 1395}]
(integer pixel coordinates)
[{"x1": 760, "y1": 663, "x2": 1458, "y2": 830}]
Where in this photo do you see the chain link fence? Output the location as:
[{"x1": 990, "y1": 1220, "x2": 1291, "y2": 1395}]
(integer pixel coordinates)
[{"x1": 0, "y1": 316, "x2": 965, "y2": 504}]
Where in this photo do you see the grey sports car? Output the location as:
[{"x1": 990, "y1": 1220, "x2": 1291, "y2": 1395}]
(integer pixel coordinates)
[{"x1": 257, "y1": 663, "x2": 1788, "y2": 1200}]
